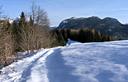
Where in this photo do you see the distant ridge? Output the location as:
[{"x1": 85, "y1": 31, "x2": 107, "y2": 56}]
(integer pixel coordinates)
[{"x1": 58, "y1": 16, "x2": 128, "y2": 39}]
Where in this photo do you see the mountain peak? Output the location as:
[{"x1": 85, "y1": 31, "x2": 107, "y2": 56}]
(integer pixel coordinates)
[{"x1": 102, "y1": 17, "x2": 121, "y2": 25}]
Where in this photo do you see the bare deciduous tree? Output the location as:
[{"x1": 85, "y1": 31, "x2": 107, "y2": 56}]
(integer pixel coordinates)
[
  {"x1": 19, "y1": 24, "x2": 53, "y2": 52},
  {"x1": 30, "y1": 2, "x2": 49, "y2": 27}
]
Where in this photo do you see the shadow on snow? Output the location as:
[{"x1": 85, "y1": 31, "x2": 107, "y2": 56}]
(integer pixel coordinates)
[{"x1": 46, "y1": 48, "x2": 80, "y2": 82}]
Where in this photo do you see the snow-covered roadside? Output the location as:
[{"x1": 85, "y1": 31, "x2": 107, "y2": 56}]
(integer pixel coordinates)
[{"x1": 0, "y1": 48, "x2": 54, "y2": 82}]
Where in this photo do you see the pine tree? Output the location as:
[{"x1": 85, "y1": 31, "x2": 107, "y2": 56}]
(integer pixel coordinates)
[{"x1": 19, "y1": 12, "x2": 26, "y2": 28}]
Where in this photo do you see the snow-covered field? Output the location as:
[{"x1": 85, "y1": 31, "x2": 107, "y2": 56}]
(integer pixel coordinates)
[{"x1": 1, "y1": 40, "x2": 128, "y2": 82}]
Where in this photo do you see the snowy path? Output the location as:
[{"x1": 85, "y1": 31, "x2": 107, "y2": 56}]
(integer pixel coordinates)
[
  {"x1": 0, "y1": 49, "x2": 54, "y2": 82},
  {"x1": 1, "y1": 40, "x2": 128, "y2": 82}
]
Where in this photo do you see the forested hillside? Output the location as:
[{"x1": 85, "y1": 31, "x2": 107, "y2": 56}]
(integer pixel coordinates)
[{"x1": 58, "y1": 17, "x2": 128, "y2": 40}]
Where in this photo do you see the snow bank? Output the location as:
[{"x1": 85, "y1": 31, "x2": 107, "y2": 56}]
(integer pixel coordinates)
[{"x1": 66, "y1": 39, "x2": 82, "y2": 46}]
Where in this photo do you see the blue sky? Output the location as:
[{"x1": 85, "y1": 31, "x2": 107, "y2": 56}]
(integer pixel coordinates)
[{"x1": 0, "y1": 0, "x2": 128, "y2": 26}]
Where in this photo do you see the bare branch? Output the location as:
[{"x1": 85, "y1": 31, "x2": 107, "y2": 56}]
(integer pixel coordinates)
[{"x1": 30, "y1": 2, "x2": 49, "y2": 27}]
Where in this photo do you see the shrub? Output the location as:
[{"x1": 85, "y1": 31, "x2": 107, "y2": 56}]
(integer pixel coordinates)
[{"x1": 0, "y1": 27, "x2": 15, "y2": 66}]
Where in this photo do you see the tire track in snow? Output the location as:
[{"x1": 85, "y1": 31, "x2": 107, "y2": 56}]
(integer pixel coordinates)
[
  {"x1": 0, "y1": 47, "x2": 58, "y2": 82},
  {"x1": 26, "y1": 49, "x2": 54, "y2": 82},
  {"x1": 19, "y1": 50, "x2": 49, "y2": 82}
]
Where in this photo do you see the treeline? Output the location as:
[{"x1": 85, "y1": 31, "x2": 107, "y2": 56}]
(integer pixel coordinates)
[
  {"x1": 0, "y1": 4, "x2": 58, "y2": 67},
  {"x1": 52, "y1": 28, "x2": 113, "y2": 44},
  {"x1": 11, "y1": 12, "x2": 53, "y2": 52},
  {"x1": 0, "y1": 13, "x2": 58, "y2": 67}
]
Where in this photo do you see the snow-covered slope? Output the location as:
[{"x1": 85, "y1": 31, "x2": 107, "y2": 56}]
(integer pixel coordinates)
[{"x1": 1, "y1": 40, "x2": 128, "y2": 82}]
